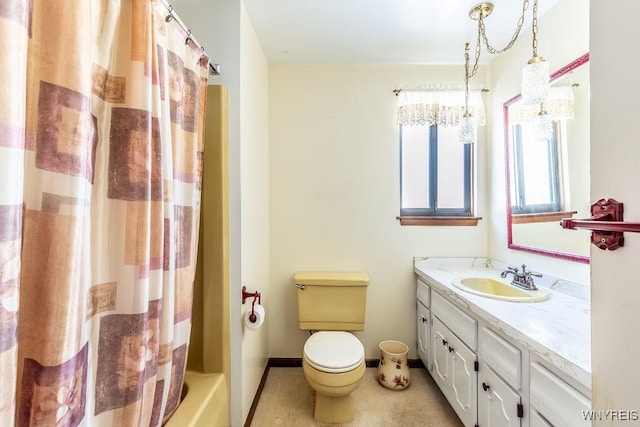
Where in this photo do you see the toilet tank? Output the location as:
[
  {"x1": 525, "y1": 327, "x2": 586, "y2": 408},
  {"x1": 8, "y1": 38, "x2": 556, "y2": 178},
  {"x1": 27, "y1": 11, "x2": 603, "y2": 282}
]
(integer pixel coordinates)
[{"x1": 294, "y1": 271, "x2": 369, "y2": 331}]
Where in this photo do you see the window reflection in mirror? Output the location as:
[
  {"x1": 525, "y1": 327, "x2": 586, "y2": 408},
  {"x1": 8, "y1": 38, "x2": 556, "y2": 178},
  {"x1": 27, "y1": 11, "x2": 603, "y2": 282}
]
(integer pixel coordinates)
[
  {"x1": 505, "y1": 54, "x2": 590, "y2": 262},
  {"x1": 510, "y1": 121, "x2": 562, "y2": 214}
]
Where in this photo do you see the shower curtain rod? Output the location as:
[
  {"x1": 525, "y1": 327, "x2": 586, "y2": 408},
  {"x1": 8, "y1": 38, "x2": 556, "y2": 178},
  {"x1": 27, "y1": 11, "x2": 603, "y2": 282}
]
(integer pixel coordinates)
[{"x1": 159, "y1": 0, "x2": 220, "y2": 75}]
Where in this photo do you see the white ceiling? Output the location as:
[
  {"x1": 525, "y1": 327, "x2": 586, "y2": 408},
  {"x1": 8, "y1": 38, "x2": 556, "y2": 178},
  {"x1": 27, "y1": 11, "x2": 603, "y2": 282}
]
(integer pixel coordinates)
[{"x1": 243, "y1": 0, "x2": 560, "y2": 65}]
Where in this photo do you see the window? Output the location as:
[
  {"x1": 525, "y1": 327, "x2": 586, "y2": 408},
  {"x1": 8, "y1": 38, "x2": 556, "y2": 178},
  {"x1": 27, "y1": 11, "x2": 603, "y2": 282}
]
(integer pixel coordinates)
[
  {"x1": 399, "y1": 124, "x2": 478, "y2": 225},
  {"x1": 510, "y1": 121, "x2": 563, "y2": 215}
]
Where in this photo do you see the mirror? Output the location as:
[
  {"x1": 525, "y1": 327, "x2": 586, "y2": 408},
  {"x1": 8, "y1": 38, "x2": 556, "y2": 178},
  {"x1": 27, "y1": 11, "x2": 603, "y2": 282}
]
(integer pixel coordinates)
[{"x1": 504, "y1": 54, "x2": 590, "y2": 263}]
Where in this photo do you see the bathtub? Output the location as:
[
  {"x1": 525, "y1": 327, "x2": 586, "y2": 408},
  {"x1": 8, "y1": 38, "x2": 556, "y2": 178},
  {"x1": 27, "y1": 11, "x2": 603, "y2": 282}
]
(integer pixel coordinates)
[{"x1": 165, "y1": 371, "x2": 228, "y2": 427}]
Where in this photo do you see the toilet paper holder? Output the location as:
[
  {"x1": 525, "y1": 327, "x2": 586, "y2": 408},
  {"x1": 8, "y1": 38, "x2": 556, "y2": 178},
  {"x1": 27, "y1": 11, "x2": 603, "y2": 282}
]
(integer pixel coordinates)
[{"x1": 241, "y1": 286, "x2": 261, "y2": 323}]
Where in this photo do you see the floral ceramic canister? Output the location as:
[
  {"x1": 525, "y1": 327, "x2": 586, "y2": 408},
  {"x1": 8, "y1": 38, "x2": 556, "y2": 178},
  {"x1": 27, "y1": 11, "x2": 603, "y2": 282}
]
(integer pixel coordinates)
[{"x1": 377, "y1": 340, "x2": 410, "y2": 390}]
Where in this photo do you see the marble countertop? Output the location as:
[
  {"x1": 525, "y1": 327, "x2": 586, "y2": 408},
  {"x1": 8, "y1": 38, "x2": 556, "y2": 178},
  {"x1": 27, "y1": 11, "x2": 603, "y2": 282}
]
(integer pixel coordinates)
[{"x1": 414, "y1": 257, "x2": 591, "y2": 390}]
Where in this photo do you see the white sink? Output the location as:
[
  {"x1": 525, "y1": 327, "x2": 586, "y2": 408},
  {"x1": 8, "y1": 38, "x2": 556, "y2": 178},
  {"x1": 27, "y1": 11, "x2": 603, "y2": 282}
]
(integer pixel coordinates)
[{"x1": 452, "y1": 277, "x2": 549, "y2": 302}]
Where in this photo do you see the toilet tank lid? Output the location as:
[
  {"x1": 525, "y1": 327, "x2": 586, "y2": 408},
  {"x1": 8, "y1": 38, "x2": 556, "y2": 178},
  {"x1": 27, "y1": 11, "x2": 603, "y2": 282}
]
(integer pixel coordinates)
[{"x1": 294, "y1": 271, "x2": 369, "y2": 286}]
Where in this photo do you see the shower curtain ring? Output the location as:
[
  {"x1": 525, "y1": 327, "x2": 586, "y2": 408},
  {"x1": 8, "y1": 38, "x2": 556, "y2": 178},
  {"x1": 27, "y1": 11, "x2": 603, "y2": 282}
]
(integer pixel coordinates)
[
  {"x1": 185, "y1": 29, "x2": 192, "y2": 45},
  {"x1": 165, "y1": 5, "x2": 173, "y2": 22}
]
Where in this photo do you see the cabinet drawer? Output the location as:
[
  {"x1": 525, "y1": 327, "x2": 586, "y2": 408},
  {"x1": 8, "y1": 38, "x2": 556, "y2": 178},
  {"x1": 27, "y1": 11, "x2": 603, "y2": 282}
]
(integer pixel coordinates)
[
  {"x1": 417, "y1": 278, "x2": 430, "y2": 306},
  {"x1": 530, "y1": 362, "x2": 591, "y2": 427},
  {"x1": 479, "y1": 326, "x2": 521, "y2": 390},
  {"x1": 432, "y1": 291, "x2": 477, "y2": 350}
]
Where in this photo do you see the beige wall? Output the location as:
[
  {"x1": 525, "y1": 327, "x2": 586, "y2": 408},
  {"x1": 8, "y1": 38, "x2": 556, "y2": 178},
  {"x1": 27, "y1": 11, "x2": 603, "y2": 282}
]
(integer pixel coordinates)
[
  {"x1": 239, "y1": 3, "x2": 270, "y2": 423},
  {"x1": 268, "y1": 64, "x2": 489, "y2": 359},
  {"x1": 486, "y1": 0, "x2": 590, "y2": 283}
]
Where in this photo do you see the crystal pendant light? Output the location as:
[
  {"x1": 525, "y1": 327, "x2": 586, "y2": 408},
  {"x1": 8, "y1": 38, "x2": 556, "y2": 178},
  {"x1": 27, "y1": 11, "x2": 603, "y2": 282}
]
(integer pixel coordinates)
[
  {"x1": 459, "y1": 113, "x2": 477, "y2": 145},
  {"x1": 531, "y1": 104, "x2": 553, "y2": 142},
  {"x1": 521, "y1": 0, "x2": 549, "y2": 104},
  {"x1": 459, "y1": 43, "x2": 477, "y2": 144}
]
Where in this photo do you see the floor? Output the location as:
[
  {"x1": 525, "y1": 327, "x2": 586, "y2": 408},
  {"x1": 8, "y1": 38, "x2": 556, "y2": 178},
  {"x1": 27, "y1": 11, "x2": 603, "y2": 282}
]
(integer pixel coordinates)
[{"x1": 250, "y1": 367, "x2": 464, "y2": 427}]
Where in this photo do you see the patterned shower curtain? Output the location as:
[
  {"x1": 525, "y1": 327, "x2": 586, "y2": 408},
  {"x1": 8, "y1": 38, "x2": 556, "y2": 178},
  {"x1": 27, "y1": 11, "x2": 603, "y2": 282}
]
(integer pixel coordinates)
[{"x1": 0, "y1": 1, "x2": 208, "y2": 425}]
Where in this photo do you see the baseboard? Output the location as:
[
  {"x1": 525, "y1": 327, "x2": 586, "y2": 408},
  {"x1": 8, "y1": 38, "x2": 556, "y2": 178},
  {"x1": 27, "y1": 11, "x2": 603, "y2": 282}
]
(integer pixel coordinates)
[
  {"x1": 267, "y1": 357, "x2": 302, "y2": 367},
  {"x1": 244, "y1": 363, "x2": 270, "y2": 427}
]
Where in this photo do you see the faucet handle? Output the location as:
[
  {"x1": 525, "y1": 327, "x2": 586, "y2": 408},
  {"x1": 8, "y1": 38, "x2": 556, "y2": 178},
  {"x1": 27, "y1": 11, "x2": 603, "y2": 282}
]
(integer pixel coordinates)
[
  {"x1": 521, "y1": 264, "x2": 542, "y2": 278},
  {"x1": 507, "y1": 265, "x2": 520, "y2": 273}
]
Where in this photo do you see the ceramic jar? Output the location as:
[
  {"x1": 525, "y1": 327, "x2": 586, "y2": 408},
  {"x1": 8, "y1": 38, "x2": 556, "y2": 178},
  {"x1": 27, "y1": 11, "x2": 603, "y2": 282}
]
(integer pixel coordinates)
[{"x1": 377, "y1": 340, "x2": 410, "y2": 390}]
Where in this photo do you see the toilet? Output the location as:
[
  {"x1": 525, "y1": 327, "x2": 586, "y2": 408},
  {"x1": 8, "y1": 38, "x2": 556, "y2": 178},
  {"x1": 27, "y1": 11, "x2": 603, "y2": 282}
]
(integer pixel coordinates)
[{"x1": 294, "y1": 271, "x2": 369, "y2": 424}]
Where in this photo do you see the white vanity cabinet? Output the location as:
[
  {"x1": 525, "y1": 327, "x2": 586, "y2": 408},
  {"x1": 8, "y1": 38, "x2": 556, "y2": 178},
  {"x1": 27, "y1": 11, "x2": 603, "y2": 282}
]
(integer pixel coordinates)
[
  {"x1": 416, "y1": 279, "x2": 431, "y2": 370},
  {"x1": 415, "y1": 270, "x2": 591, "y2": 427},
  {"x1": 431, "y1": 291, "x2": 478, "y2": 427}
]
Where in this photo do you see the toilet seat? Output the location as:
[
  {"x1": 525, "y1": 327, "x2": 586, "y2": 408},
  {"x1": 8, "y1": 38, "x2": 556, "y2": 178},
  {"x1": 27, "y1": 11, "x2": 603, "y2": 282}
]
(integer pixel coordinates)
[{"x1": 303, "y1": 331, "x2": 364, "y2": 373}]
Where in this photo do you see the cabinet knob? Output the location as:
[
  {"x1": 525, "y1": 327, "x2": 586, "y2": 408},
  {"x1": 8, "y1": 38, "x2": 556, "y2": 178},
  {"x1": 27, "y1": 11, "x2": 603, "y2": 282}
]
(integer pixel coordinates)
[
  {"x1": 442, "y1": 339, "x2": 448, "y2": 346},
  {"x1": 448, "y1": 346, "x2": 454, "y2": 353},
  {"x1": 421, "y1": 316, "x2": 428, "y2": 323},
  {"x1": 482, "y1": 382, "x2": 490, "y2": 392}
]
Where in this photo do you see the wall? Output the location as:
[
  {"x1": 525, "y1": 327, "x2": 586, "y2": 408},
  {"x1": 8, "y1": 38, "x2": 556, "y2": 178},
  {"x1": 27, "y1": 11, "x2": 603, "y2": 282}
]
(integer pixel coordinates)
[
  {"x1": 590, "y1": 1, "x2": 640, "y2": 423},
  {"x1": 239, "y1": 3, "x2": 270, "y2": 423},
  {"x1": 486, "y1": 0, "x2": 590, "y2": 283},
  {"x1": 268, "y1": 64, "x2": 488, "y2": 359}
]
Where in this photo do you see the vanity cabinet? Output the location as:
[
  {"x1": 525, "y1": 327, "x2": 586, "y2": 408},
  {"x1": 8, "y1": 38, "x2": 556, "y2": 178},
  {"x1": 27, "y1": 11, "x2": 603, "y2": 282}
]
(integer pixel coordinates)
[
  {"x1": 430, "y1": 291, "x2": 478, "y2": 427},
  {"x1": 415, "y1": 273, "x2": 591, "y2": 427},
  {"x1": 416, "y1": 279, "x2": 431, "y2": 370}
]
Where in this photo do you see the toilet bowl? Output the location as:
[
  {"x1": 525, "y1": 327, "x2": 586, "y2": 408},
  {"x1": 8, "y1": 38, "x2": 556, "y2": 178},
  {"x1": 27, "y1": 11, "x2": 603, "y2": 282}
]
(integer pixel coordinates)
[{"x1": 302, "y1": 331, "x2": 366, "y2": 424}]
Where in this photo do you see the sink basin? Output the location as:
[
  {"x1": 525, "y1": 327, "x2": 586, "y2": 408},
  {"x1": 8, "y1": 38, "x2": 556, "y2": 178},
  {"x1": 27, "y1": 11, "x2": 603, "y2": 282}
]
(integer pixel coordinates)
[{"x1": 452, "y1": 277, "x2": 549, "y2": 302}]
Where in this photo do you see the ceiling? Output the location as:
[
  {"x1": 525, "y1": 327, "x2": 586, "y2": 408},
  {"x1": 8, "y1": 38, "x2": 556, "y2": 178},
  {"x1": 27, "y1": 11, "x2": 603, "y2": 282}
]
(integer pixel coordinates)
[{"x1": 243, "y1": 0, "x2": 560, "y2": 65}]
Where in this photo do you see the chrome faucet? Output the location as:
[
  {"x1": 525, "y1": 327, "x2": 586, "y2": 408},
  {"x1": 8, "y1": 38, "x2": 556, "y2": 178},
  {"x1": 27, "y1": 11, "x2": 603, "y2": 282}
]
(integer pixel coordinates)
[{"x1": 500, "y1": 264, "x2": 542, "y2": 291}]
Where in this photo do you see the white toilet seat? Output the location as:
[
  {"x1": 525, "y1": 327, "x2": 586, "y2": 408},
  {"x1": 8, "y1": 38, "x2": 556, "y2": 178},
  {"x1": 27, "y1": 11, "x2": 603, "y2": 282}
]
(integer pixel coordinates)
[{"x1": 303, "y1": 331, "x2": 365, "y2": 373}]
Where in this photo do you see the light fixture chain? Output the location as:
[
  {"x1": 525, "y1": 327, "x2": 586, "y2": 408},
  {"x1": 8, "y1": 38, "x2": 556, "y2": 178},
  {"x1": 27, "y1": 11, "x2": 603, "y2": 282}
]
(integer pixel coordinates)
[
  {"x1": 479, "y1": 0, "x2": 530, "y2": 55},
  {"x1": 464, "y1": 43, "x2": 470, "y2": 114},
  {"x1": 532, "y1": 0, "x2": 539, "y2": 57},
  {"x1": 469, "y1": 22, "x2": 482, "y2": 79}
]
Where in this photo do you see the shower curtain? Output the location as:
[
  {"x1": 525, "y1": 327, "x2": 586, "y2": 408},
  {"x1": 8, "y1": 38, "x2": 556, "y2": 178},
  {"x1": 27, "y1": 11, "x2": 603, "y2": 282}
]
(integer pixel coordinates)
[{"x1": 0, "y1": 1, "x2": 208, "y2": 425}]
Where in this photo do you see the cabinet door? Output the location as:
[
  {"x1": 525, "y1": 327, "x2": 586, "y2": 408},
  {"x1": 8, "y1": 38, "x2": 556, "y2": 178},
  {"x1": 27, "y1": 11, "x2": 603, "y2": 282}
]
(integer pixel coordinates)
[
  {"x1": 478, "y1": 363, "x2": 521, "y2": 427},
  {"x1": 431, "y1": 316, "x2": 451, "y2": 392},
  {"x1": 448, "y1": 330, "x2": 478, "y2": 427},
  {"x1": 417, "y1": 301, "x2": 430, "y2": 370}
]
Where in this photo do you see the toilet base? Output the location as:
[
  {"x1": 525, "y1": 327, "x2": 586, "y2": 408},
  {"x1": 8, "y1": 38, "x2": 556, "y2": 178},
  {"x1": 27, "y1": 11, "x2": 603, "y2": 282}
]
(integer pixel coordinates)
[
  {"x1": 314, "y1": 392, "x2": 355, "y2": 424},
  {"x1": 302, "y1": 355, "x2": 365, "y2": 424}
]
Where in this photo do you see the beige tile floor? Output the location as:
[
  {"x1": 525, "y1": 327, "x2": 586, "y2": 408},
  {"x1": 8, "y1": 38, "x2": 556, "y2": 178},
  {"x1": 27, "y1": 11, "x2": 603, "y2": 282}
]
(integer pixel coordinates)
[{"x1": 249, "y1": 367, "x2": 463, "y2": 427}]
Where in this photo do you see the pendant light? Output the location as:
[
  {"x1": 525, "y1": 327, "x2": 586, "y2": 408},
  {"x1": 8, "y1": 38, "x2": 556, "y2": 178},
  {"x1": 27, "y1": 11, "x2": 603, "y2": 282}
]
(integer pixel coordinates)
[
  {"x1": 521, "y1": 0, "x2": 550, "y2": 104},
  {"x1": 459, "y1": 43, "x2": 477, "y2": 144}
]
